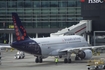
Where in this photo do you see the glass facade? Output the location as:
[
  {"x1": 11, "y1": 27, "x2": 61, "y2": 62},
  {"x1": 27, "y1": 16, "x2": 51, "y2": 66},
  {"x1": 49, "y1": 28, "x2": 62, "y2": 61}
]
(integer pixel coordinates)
[{"x1": 0, "y1": 0, "x2": 82, "y2": 28}]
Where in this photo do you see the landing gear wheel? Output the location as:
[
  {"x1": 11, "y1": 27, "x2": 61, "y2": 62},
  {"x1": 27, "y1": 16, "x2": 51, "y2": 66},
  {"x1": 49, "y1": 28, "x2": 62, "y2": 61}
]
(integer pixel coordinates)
[
  {"x1": 22, "y1": 56, "x2": 25, "y2": 59},
  {"x1": 19, "y1": 56, "x2": 21, "y2": 59},
  {"x1": 39, "y1": 57, "x2": 42, "y2": 63},
  {"x1": 35, "y1": 57, "x2": 43, "y2": 63},
  {"x1": 64, "y1": 58, "x2": 67, "y2": 63},
  {"x1": 103, "y1": 65, "x2": 105, "y2": 69},
  {"x1": 88, "y1": 68, "x2": 90, "y2": 70},
  {"x1": 95, "y1": 66, "x2": 98, "y2": 70},
  {"x1": 68, "y1": 59, "x2": 71, "y2": 63},
  {"x1": 35, "y1": 57, "x2": 39, "y2": 63}
]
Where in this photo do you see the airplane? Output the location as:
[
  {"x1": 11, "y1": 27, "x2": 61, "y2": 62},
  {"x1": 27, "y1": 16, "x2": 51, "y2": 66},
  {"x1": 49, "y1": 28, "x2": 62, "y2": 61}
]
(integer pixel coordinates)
[{"x1": 9, "y1": 12, "x2": 105, "y2": 63}]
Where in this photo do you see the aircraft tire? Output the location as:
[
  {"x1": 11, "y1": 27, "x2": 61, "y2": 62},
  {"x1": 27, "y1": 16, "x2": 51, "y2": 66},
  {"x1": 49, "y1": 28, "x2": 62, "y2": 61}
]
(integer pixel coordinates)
[
  {"x1": 39, "y1": 57, "x2": 42, "y2": 63},
  {"x1": 16, "y1": 55, "x2": 21, "y2": 59},
  {"x1": 68, "y1": 59, "x2": 71, "y2": 63},
  {"x1": 22, "y1": 56, "x2": 24, "y2": 59},
  {"x1": 88, "y1": 68, "x2": 90, "y2": 70},
  {"x1": 95, "y1": 66, "x2": 98, "y2": 70},
  {"x1": 64, "y1": 58, "x2": 67, "y2": 63},
  {"x1": 35, "y1": 58, "x2": 39, "y2": 63},
  {"x1": 18, "y1": 56, "x2": 21, "y2": 59},
  {"x1": 103, "y1": 65, "x2": 105, "y2": 69}
]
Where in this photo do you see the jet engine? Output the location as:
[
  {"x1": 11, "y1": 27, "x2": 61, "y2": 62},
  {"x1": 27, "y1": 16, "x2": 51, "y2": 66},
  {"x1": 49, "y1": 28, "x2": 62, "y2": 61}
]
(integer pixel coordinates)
[{"x1": 77, "y1": 49, "x2": 92, "y2": 59}]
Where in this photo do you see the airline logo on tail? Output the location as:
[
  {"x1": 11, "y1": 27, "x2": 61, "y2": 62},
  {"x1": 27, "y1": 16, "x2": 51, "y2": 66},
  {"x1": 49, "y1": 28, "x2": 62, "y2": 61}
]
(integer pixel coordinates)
[
  {"x1": 12, "y1": 13, "x2": 29, "y2": 41},
  {"x1": 11, "y1": 13, "x2": 42, "y2": 55}
]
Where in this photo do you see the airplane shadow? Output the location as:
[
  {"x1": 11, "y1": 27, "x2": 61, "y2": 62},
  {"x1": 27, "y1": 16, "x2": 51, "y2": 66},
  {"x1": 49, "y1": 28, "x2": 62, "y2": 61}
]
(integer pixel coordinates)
[
  {"x1": 18, "y1": 61, "x2": 65, "y2": 67},
  {"x1": 15, "y1": 60, "x2": 88, "y2": 68}
]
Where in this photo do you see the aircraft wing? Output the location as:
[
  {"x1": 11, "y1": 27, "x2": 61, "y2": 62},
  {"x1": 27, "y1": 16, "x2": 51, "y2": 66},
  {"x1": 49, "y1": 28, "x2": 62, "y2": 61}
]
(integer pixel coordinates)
[
  {"x1": 0, "y1": 44, "x2": 11, "y2": 48},
  {"x1": 59, "y1": 45, "x2": 105, "y2": 52}
]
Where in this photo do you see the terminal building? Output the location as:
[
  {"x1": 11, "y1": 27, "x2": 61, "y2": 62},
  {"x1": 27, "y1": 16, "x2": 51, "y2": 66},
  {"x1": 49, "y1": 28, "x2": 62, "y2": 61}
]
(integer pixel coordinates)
[
  {"x1": 0, "y1": 0, "x2": 105, "y2": 45},
  {"x1": 81, "y1": 0, "x2": 105, "y2": 45},
  {"x1": 0, "y1": 0, "x2": 82, "y2": 44},
  {"x1": 50, "y1": 0, "x2": 105, "y2": 45}
]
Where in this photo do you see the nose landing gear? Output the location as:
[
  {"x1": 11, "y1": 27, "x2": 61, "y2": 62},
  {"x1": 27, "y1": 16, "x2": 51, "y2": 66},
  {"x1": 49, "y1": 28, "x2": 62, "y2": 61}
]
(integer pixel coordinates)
[
  {"x1": 35, "y1": 56, "x2": 43, "y2": 63},
  {"x1": 64, "y1": 58, "x2": 71, "y2": 63}
]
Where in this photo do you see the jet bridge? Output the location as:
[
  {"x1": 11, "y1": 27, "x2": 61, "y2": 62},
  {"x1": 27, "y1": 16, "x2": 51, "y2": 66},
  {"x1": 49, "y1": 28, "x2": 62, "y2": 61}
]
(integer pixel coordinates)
[{"x1": 50, "y1": 20, "x2": 92, "y2": 37}]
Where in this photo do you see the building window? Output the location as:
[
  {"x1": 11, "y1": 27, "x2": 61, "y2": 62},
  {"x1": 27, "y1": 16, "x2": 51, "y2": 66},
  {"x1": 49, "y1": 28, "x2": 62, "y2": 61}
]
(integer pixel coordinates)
[
  {"x1": 59, "y1": 8, "x2": 67, "y2": 14},
  {"x1": 34, "y1": 9, "x2": 41, "y2": 14},
  {"x1": 24, "y1": 9, "x2": 33, "y2": 14},
  {"x1": 0, "y1": 1, "x2": 7, "y2": 8},
  {"x1": 17, "y1": 1, "x2": 24, "y2": 8},
  {"x1": 42, "y1": 22, "x2": 50, "y2": 28},
  {"x1": 36, "y1": 22, "x2": 42, "y2": 28},
  {"x1": 41, "y1": 1, "x2": 50, "y2": 7},
  {"x1": 26, "y1": 22, "x2": 33, "y2": 28},
  {"x1": 50, "y1": 22, "x2": 59, "y2": 28},
  {"x1": 68, "y1": 1, "x2": 76, "y2": 7},
  {"x1": 67, "y1": 17, "x2": 76, "y2": 21},
  {"x1": 41, "y1": 9, "x2": 50, "y2": 14},
  {"x1": 77, "y1": 1, "x2": 81, "y2": 7},
  {"x1": 50, "y1": 8, "x2": 58, "y2": 14},
  {"x1": 33, "y1": 1, "x2": 41, "y2": 7},
  {"x1": 62, "y1": 1, "x2": 67, "y2": 7},
  {"x1": 50, "y1": 1, "x2": 58, "y2": 7},
  {"x1": 17, "y1": 9, "x2": 24, "y2": 14},
  {"x1": 59, "y1": 22, "x2": 67, "y2": 28},
  {"x1": 77, "y1": 17, "x2": 83, "y2": 21},
  {"x1": 7, "y1": 9, "x2": 17, "y2": 14},
  {"x1": 58, "y1": 1, "x2": 62, "y2": 7},
  {"x1": 42, "y1": 18, "x2": 50, "y2": 21},
  {"x1": 0, "y1": 9, "x2": 6, "y2": 14},
  {"x1": 8, "y1": 1, "x2": 17, "y2": 8},
  {"x1": 67, "y1": 11, "x2": 76, "y2": 14},
  {"x1": 68, "y1": 22, "x2": 77, "y2": 27},
  {"x1": 22, "y1": 22, "x2": 33, "y2": 28},
  {"x1": 24, "y1": 1, "x2": 32, "y2": 8}
]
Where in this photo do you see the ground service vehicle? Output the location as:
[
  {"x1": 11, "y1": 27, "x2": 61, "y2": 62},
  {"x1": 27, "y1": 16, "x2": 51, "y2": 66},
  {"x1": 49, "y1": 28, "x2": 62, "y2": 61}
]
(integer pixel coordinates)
[
  {"x1": 0, "y1": 49, "x2": 1, "y2": 59},
  {"x1": 14, "y1": 51, "x2": 25, "y2": 59},
  {"x1": 0, "y1": 49, "x2": 1, "y2": 65},
  {"x1": 87, "y1": 58, "x2": 105, "y2": 70}
]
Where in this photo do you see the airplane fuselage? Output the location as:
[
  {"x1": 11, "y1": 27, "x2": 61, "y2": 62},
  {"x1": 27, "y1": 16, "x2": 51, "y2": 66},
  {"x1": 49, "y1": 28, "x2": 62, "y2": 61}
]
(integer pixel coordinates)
[{"x1": 12, "y1": 35, "x2": 88, "y2": 57}]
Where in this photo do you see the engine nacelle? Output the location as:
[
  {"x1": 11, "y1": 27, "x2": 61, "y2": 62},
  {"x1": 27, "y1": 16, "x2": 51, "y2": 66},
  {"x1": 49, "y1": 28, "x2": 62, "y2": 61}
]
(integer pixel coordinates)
[{"x1": 78, "y1": 49, "x2": 92, "y2": 59}]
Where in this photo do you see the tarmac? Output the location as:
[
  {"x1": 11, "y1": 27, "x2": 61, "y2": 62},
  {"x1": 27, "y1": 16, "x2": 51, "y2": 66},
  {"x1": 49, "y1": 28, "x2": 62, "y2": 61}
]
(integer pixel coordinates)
[{"x1": 0, "y1": 50, "x2": 105, "y2": 70}]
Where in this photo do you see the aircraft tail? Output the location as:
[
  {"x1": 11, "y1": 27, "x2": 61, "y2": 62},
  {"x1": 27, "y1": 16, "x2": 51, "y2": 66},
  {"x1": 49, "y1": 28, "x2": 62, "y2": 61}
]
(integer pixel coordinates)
[{"x1": 12, "y1": 13, "x2": 29, "y2": 41}]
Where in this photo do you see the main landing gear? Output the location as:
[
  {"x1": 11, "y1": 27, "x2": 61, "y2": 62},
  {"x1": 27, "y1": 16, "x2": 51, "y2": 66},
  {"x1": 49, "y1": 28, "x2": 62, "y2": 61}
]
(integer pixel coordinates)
[
  {"x1": 64, "y1": 53, "x2": 71, "y2": 63},
  {"x1": 35, "y1": 56, "x2": 43, "y2": 63},
  {"x1": 64, "y1": 58, "x2": 71, "y2": 63}
]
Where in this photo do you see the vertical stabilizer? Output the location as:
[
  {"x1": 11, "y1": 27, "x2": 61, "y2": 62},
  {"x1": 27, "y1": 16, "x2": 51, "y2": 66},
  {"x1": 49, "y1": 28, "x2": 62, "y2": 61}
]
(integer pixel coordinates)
[{"x1": 12, "y1": 13, "x2": 29, "y2": 41}]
